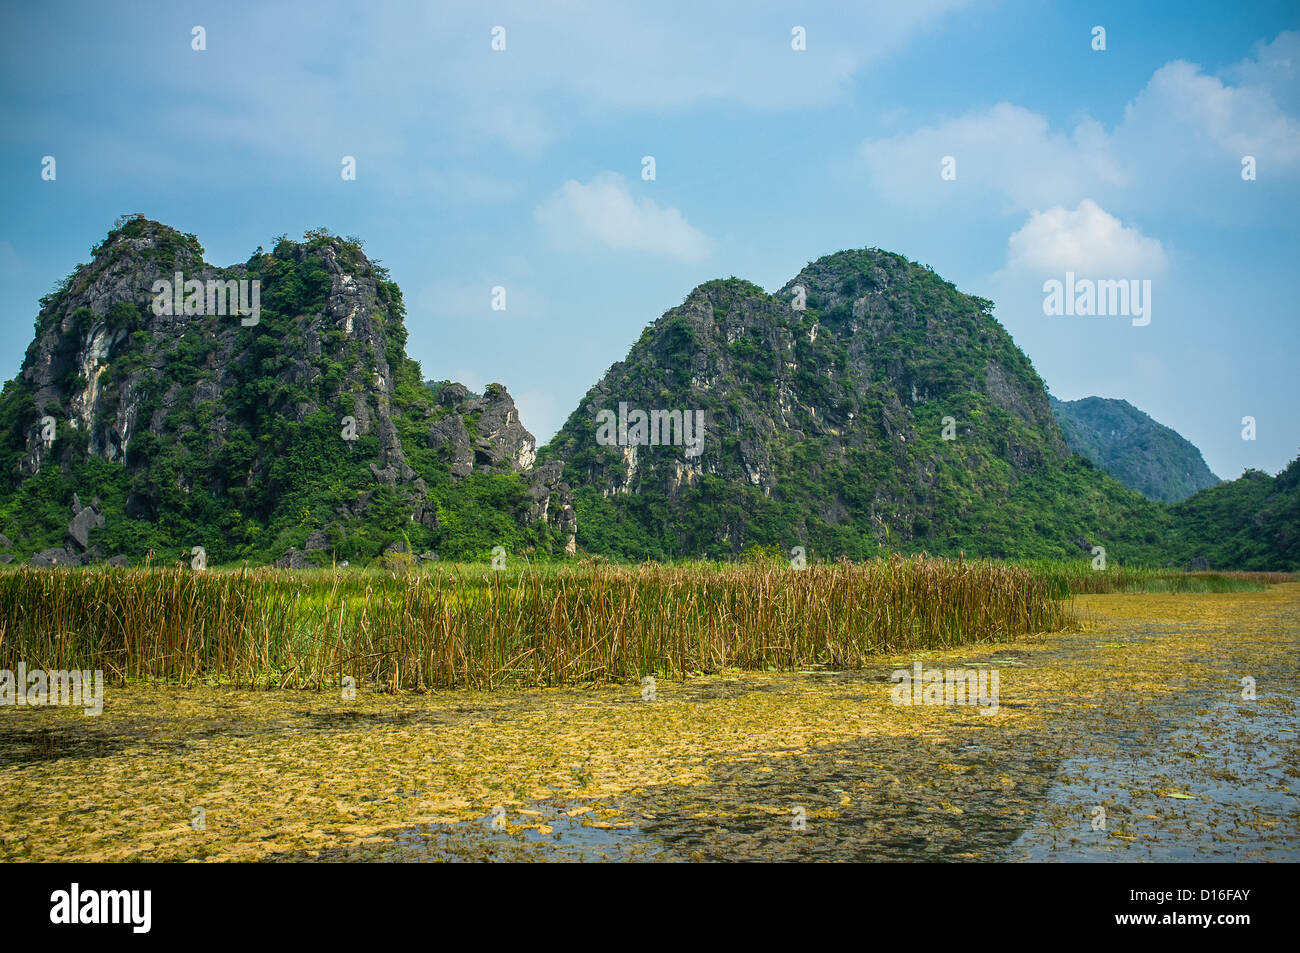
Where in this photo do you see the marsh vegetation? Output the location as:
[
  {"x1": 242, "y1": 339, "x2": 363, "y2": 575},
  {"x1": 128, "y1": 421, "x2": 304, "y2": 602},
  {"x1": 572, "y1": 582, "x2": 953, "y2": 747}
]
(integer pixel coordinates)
[
  {"x1": 1, "y1": 556, "x2": 1085, "y2": 690},
  {"x1": 2, "y1": 581, "x2": 1295, "y2": 862}
]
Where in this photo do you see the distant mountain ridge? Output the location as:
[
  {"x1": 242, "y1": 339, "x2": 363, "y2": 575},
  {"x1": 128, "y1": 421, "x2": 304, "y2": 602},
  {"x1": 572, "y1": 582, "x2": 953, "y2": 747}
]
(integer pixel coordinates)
[{"x1": 1049, "y1": 396, "x2": 1220, "y2": 503}]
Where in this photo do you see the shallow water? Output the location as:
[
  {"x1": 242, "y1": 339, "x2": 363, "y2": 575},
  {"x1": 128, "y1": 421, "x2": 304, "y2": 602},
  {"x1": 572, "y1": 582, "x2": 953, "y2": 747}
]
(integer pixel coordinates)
[{"x1": 1010, "y1": 695, "x2": 1300, "y2": 862}]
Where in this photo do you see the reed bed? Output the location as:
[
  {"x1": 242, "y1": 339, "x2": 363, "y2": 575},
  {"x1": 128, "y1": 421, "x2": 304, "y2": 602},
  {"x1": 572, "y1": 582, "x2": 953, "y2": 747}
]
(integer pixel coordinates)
[
  {"x1": 1191, "y1": 570, "x2": 1300, "y2": 586},
  {"x1": 0, "y1": 556, "x2": 1068, "y2": 691},
  {"x1": 1023, "y1": 561, "x2": 1278, "y2": 597}
]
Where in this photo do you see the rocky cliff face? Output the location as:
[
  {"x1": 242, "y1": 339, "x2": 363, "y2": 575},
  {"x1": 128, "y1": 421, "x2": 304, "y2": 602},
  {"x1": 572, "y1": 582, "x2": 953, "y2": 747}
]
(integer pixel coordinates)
[
  {"x1": 0, "y1": 215, "x2": 574, "y2": 564},
  {"x1": 1049, "y1": 396, "x2": 1220, "y2": 503},
  {"x1": 541, "y1": 248, "x2": 1121, "y2": 561},
  {"x1": 16, "y1": 219, "x2": 408, "y2": 485},
  {"x1": 428, "y1": 381, "x2": 537, "y2": 477},
  {"x1": 425, "y1": 380, "x2": 575, "y2": 542}
]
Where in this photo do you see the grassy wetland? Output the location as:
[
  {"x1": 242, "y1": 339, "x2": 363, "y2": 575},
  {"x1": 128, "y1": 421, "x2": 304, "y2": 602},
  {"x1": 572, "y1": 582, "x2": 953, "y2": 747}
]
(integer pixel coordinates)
[
  {"x1": 1, "y1": 557, "x2": 1073, "y2": 690},
  {"x1": 1, "y1": 559, "x2": 1296, "y2": 862}
]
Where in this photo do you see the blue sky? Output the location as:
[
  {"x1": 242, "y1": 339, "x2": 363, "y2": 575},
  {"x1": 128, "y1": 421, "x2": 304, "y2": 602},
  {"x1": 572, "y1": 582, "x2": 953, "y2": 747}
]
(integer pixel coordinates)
[{"x1": 2, "y1": 0, "x2": 1297, "y2": 480}]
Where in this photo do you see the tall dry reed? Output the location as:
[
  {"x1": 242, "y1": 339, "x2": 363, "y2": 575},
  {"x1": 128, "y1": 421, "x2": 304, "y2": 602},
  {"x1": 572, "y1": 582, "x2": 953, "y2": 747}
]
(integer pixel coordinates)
[{"x1": 0, "y1": 556, "x2": 1068, "y2": 691}]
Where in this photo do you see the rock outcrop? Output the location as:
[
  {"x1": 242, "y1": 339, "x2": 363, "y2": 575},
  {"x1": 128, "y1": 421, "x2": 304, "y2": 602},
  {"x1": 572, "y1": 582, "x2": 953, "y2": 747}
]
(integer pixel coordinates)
[
  {"x1": 65, "y1": 494, "x2": 105, "y2": 551},
  {"x1": 540, "y1": 248, "x2": 1129, "y2": 560},
  {"x1": 0, "y1": 215, "x2": 576, "y2": 564},
  {"x1": 426, "y1": 382, "x2": 538, "y2": 476}
]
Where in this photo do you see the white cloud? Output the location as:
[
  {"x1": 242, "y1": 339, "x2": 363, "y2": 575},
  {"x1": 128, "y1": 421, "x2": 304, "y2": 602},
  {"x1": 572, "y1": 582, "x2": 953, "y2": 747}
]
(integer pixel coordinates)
[
  {"x1": 860, "y1": 32, "x2": 1300, "y2": 216},
  {"x1": 15, "y1": 1, "x2": 971, "y2": 190},
  {"x1": 1116, "y1": 58, "x2": 1300, "y2": 167},
  {"x1": 534, "y1": 172, "x2": 712, "y2": 262},
  {"x1": 409, "y1": 1, "x2": 973, "y2": 114},
  {"x1": 861, "y1": 103, "x2": 1126, "y2": 210},
  {"x1": 1224, "y1": 30, "x2": 1300, "y2": 115},
  {"x1": 1000, "y1": 200, "x2": 1168, "y2": 277}
]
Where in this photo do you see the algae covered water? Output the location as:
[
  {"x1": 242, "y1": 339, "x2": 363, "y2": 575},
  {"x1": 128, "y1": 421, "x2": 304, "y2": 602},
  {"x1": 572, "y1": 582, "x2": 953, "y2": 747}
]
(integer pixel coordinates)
[{"x1": 2, "y1": 586, "x2": 1296, "y2": 862}]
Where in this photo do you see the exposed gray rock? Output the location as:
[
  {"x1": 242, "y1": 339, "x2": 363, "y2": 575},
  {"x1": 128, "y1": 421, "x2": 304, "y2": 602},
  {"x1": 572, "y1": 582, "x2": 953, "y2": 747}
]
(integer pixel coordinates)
[
  {"x1": 106, "y1": 554, "x2": 130, "y2": 567},
  {"x1": 14, "y1": 215, "x2": 429, "y2": 523},
  {"x1": 31, "y1": 547, "x2": 84, "y2": 567},
  {"x1": 66, "y1": 500, "x2": 106, "y2": 551},
  {"x1": 6, "y1": 215, "x2": 578, "y2": 564},
  {"x1": 369, "y1": 462, "x2": 399, "y2": 488},
  {"x1": 428, "y1": 382, "x2": 538, "y2": 476},
  {"x1": 412, "y1": 497, "x2": 439, "y2": 531},
  {"x1": 19, "y1": 219, "x2": 211, "y2": 478},
  {"x1": 437, "y1": 382, "x2": 469, "y2": 407},
  {"x1": 429, "y1": 413, "x2": 474, "y2": 479},
  {"x1": 473, "y1": 384, "x2": 537, "y2": 471},
  {"x1": 304, "y1": 530, "x2": 329, "y2": 552},
  {"x1": 527, "y1": 461, "x2": 577, "y2": 553},
  {"x1": 275, "y1": 547, "x2": 310, "y2": 569}
]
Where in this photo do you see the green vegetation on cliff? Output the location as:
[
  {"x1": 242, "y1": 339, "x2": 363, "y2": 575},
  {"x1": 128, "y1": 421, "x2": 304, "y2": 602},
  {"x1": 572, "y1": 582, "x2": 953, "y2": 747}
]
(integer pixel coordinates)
[
  {"x1": 544, "y1": 249, "x2": 1171, "y2": 563},
  {"x1": 0, "y1": 217, "x2": 570, "y2": 567},
  {"x1": 1, "y1": 222, "x2": 1292, "y2": 571}
]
